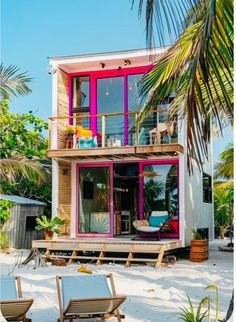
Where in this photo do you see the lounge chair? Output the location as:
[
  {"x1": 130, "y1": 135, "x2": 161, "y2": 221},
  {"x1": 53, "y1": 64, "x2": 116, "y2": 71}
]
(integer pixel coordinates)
[
  {"x1": 0, "y1": 276, "x2": 33, "y2": 322},
  {"x1": 56, "y1": 273, "x2": 126, "y2": 322},
  {"x1": 133, "y1": 211, "x2": 171, "y2": 240}
]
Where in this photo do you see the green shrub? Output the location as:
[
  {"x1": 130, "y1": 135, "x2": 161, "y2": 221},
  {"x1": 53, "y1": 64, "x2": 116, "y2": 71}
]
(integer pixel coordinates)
[
  {"x1": 0, "y1": 231, "x2": 9, "y2": 250},
  {"x1": 0, "y1": 200, "x2": 14, "y2": 225}
]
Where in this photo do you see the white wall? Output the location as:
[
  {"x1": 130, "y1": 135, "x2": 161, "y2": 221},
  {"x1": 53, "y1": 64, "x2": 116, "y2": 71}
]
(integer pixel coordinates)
[{"x1": 184, "y1": 152, "x2": 214, "y2": 246}]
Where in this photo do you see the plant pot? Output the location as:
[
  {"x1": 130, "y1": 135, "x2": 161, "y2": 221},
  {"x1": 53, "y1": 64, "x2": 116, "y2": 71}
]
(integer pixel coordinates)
[
  {"x1": 43, "y1": 230, "x2": 54, "y2": 240},
  {"x1": 190, "y1": 239, "x2": 208, "y2": 262}
]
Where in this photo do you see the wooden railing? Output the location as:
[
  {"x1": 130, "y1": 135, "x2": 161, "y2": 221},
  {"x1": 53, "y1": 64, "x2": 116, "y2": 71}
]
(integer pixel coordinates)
[{"x1": 48, "y1": 109, "x2": 178, "y2": 150}]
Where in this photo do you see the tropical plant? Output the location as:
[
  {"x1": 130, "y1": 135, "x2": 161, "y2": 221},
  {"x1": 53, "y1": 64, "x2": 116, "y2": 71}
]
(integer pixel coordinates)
[
  {"x1": 0, "y1": 63, "x2": 32, "y2": 99},
  {"x1": 214, "y1": 185, "x2": 233, "y2": 239},
  {"x1": 35, "y1": 215, "x2": 65, "y2": 234},
  {"x1": 133, "y1": 0, "x2": 233, "y2": 171},
  {"x1": 214, "y1": 142, "x2": 234, "y2": 180},
  {"x1": 192, "y1": 229, "x2": 205, "y2": 240},
  {"x1": 0, "y1": 99, "x2": 50, "y2": 193},
  {"x1": 0, "y1": 200, "x2": 14, "y2": 226},
  {"x1": 177, "y1": 284, "x2": 219, "y2": 321},
  {"x1": 0, "y1": 231, "x2": 9, "y2": 250}
]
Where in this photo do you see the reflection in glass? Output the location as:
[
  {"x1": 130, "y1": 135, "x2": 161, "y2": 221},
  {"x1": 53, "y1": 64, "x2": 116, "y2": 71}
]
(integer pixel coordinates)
[
  {"x1": 127, "y1": 73, "x2": 155, "y2": 145},
  {"x1": 143, "y1": 164, "x2": 178, "y2": 216},
  {"x1": 79, "y1": 167, "x2": 110, "y2": 233},
  {"x1": 72, "y1": 76, "x2": 90, "y2": 110},
  {"x1": 97, "y1": 77, "x2": 124, "y2": 144}
]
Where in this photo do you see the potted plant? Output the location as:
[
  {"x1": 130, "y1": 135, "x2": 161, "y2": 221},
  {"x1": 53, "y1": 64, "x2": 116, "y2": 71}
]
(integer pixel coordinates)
[
  {"x1": 35, "y1": 215, "x2": 65, "y2": 240},
  {"x1": 65, "y1": 125, "x2": 75, "y2": 137},
  {"x1": 190, "y1": 229, "x2": 208, "y2": 262}
]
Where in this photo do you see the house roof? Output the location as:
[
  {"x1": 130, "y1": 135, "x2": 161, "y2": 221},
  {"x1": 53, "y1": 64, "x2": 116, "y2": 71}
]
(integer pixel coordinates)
[
  {"x1": 48, "y1": 46, "x2": 171, "y2": 73},
  {"x1": 0, "y1": 194, "x2": 46, "y2": 205}
]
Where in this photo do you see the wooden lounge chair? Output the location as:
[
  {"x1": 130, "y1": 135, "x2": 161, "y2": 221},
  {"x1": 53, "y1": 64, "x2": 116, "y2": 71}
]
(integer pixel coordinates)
[
  {"x1": 56, "y1": 273, "x2": 126, "y2": 322},
  {"x1": 0, "y1": 276, "x2": 33, "y2": 322}
]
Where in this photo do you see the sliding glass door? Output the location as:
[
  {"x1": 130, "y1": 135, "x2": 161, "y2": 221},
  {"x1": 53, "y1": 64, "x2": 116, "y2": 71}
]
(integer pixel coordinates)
[
  {"x1": 97, "y1": 76, "x2": 124, "y2": 145},
  {"x1": 78, "y1": 165, "x2": 112, "y2": 236}
]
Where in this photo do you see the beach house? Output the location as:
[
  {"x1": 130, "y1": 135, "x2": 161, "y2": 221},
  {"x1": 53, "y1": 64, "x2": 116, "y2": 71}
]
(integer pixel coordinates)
[{"x1": 33, "y1": 48, "x2": 214, "y2": 266}]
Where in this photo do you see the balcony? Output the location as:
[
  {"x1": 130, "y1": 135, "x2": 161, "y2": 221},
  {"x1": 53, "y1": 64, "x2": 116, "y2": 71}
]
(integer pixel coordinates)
[{"x1": 48, "y1": 109, "x2": 184, "y2": 161}]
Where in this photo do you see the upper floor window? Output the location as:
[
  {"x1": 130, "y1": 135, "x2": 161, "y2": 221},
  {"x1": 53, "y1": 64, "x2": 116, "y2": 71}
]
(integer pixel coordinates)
[
  {"x1": 203, "y1": 173, "x2": 212, "y2": 203},
  {"x1": 72, "y1": 76, "x2": 90, "y2": 113}
]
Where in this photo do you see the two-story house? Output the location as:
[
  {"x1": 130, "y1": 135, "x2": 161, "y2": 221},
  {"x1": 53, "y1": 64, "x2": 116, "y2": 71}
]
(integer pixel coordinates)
[{"x1": 33, "y1": 48, "x2": 214, "y2": 266}]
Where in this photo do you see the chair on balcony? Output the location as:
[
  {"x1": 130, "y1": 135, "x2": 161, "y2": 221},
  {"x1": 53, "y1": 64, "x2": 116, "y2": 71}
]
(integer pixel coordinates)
[{"x1": 149, "y1": 122, "x2": 174, "y2": 144}]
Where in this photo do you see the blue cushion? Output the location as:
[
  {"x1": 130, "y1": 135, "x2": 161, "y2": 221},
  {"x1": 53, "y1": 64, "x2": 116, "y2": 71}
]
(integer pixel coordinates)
[
  {"x1": 0, "y1": 276, "x2": 17, "y2": 300},
  {"x1": 61, "y1": 275, "x2": 111, "y2": 309},
  {"x1": 149, "y1": 214, "x2": 168, "y2": 227}
]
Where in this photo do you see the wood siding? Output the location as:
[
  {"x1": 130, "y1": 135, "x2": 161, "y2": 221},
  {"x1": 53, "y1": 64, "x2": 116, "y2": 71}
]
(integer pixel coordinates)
[
  {"x1": 2, "y1": 205, "x2": 44, "y2": 249},
  {"x1": 58, "y1": 161, "x2": 72, "y2": 235},
  {"x1": 57, "y1": 69, "x2": 69, "y2": 149}
]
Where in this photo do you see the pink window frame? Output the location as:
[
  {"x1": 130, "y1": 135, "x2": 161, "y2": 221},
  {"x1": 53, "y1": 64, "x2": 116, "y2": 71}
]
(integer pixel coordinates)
[
  {"x1": 68, "y1": 65, "x2": 152, "y2": 141},
  {"x1": 76, "y1": 162, "x2": 113, "y2": 237},
  {"x1": 139, "y1": 158, "x2": 179, "y2": 238}
]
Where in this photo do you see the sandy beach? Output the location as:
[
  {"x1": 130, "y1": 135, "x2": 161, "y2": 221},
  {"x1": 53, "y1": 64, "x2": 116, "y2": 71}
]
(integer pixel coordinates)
[{"x1": 0, "y1": 239, "x2": 233, "y2": 322}]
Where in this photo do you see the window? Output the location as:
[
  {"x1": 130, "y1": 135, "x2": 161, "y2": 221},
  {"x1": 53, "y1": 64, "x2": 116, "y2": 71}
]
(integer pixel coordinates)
[
  {"x1": 203, "y1": 173, "x2": 212, "y2": 203},
  {"x1": 143, "y1": 164, "x2": 178, "y2": 216},
  {"x1": 72, "y1": 76, "x2": 90, "y2": 112}
]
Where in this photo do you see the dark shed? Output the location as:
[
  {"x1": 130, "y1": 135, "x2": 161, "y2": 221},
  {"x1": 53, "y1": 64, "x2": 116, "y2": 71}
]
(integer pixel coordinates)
[{"x1": 0, "y1": 195, "x2": 46, "y2": 249}]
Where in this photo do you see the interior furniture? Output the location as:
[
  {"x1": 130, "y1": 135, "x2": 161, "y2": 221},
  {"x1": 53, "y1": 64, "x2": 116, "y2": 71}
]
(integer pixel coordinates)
[{"x1": 149, "y1": 122, "x2": 174, "y2": 144}]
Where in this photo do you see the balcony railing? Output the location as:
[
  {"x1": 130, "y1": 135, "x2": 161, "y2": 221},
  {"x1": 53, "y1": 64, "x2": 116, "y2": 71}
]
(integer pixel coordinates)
[{"x1": 48, "y1": 109, "x2": 179, "y2": 151}]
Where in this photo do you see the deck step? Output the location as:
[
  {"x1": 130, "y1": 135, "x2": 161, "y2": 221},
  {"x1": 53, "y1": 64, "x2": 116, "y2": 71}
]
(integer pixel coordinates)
[{"x1": 44, "y1": 254, "x2": 157, "y2": 263}]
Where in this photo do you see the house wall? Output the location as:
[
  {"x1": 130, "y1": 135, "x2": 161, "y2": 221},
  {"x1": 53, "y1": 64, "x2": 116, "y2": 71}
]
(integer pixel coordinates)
[
  {"x1": 3, "y1": 205, "x2": 44, "y2": 249},
  {"x1": 57, "y1": 161, "x2": 72, "y2": 235},
  {"x1": 57, "y1": 68, "x2": 69, "y2": 149},
  {"x1": 184, "y1": 150, "x2": 214, "y2": 246}
]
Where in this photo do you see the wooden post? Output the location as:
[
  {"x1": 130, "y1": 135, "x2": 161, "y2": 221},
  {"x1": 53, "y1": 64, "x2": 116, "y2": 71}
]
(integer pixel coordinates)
[
  {"x1": 102, "y1": 115, "x2": 106, "y2": 148},
  {"x1": 68, "y1": 249, "x2": 77, "y2": 265},
  {"x1": 155, "y1": 245, "x2": 165, "y2": 268}
]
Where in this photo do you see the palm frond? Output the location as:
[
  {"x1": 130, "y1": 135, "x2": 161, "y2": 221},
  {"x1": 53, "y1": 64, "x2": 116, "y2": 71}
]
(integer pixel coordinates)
[
  {"x1": 0, "y1": 64, "x2": 32, "y2": 99},
  {"x1": 136, "y1": 0, "x2": 233, "y2": 172},
  {"x1": 132, "y1": 0, "x2": 198, "y2": 47},
  {"x1": 0, "y1": 157, "x2": 49, "y2": 188},
  {"x1": 214, "y1": 142, "x2": 234, "y2": 179}
]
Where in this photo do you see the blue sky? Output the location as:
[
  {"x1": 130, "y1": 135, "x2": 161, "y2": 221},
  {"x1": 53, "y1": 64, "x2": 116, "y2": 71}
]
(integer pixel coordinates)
[{"x1": 1, "y1": 0, "x2": 233, "y2": 162}]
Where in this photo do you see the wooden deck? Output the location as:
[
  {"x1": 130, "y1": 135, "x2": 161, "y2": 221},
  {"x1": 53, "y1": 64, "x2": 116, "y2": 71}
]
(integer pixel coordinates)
[
  {"x1": 47, "y1": 143, "x2": 183, "y2": 160},
  {"x1": 32, "y1": 237, "x2": 182, "y2": 268}
]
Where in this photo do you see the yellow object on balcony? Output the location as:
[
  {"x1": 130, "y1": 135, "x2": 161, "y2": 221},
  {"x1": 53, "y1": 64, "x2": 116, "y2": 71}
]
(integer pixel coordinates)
[{"x1": 75, "y1": 125, "x2": 92, "y2": 138}]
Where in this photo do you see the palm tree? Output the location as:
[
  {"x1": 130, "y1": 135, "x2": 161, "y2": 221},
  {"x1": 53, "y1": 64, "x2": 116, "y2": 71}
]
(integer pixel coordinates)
[
  {"x1": 0, "y1": 67, "x2": 49, "y2": 190},
  {"x1": 214, "y1": 142, "x2": 233, "y2": 180},
  {"x1": 132, "y1": 0, "x2": 233, "y2": 171},
  {"x1": 0, "y1": 63, "x2": 32, "y2": 99},
  {"x1": 214, "y1": 184, "x2": 233, "y2": 239},
  {"x1": 0, "y1": 157, "x2": 49, "y2": 192}
]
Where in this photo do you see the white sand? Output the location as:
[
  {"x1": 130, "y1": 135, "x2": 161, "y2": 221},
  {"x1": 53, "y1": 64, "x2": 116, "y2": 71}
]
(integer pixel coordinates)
[{"x1": 0, "y1": 239, "x2": 233, "y2": 322}]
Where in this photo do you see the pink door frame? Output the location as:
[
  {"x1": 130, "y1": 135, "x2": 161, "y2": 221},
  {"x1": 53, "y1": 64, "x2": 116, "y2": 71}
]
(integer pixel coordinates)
[
  {"x1": 76, "y1": 163, "x2": 113, "y2": 237},
  {"x1": 76, "y1": 159, "x2": 179, "y2": 238},
  {"x1": 68, "y1": 65, "x2": 152, "y2": 142}
]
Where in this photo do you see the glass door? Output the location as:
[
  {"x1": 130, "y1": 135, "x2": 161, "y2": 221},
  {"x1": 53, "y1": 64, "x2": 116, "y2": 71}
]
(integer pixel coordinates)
[
  {"x1": 96, "y1": 76, "x2": 124, "y2": 146},
  {"x1": 78, "y1": 164, "x2": 112, "y2": 236}
]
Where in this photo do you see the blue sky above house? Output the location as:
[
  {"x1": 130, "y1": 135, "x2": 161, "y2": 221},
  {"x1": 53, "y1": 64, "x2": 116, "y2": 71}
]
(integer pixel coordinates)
[{"x1": 1, "y1": 0, "x2": 233, "y2": 163}]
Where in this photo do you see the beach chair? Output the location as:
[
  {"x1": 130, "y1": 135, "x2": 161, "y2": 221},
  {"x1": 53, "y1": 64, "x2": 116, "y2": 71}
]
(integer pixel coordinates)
[
  {"x1": 0, "y1": 276, "x2": 33, "y2": 322},
  {"x1": 56, "y1": 273, "x2": 126, "y2": 322}
]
